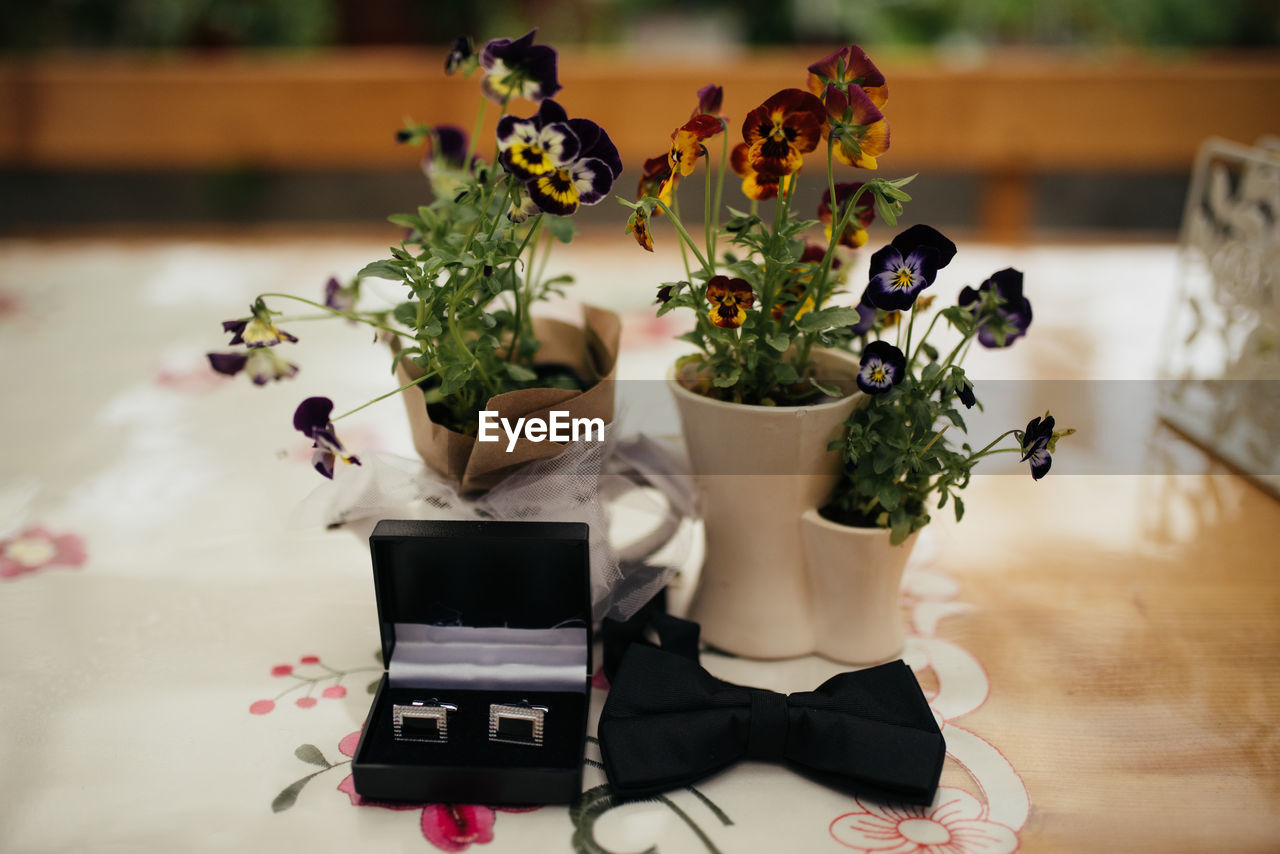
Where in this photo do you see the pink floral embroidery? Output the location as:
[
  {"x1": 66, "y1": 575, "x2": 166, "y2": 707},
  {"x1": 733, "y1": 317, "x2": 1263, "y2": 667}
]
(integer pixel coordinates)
[
  {"x1": 830, "y1": 787, "x2": 1018, "y2": 854},
  {"x1": 0, "y1": 527, "x2": 86, "y2": 580},
  {"x1": 333, "y1": 730, "x2": 530, "y2": 851},
  {"x1": 248, "y1": 654, "x2": 379, "y2": 714}
]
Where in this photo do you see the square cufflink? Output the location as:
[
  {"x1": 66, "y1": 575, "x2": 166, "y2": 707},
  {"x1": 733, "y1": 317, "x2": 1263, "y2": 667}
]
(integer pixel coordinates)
[
  {"x1": 488, "y1": 703, "x2": 548, "y2": 747},
  {"x1": 393, "y1": 701, "x2": 457, "y2": 743}
]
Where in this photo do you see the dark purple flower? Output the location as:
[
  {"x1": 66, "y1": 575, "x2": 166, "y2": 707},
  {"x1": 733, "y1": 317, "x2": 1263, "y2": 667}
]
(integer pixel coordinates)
[
  {"x1": 956, "y1": 381, "x2": 976, "y2": 409},
  {"x1": 444, "y1": 36, "x2": 475, "y2": 75},
  {"x1": 293, "y1": 397, "x2": 361, "y2": 479},
  {"x1": 1020, "y1": 414, "x2": 1054, "y2": 480},
  {"x1": 695, "y1": 84, "x2": 723, "y2": 117},
  {"x1": 856, "y1": 340, "x2": 906, "y2": 395},
  {"x1": 864, "y1": 225, "x2": 957, "y2": 312},
  {"x1": 207, "y1": 349, "x2": 298, "y2": 385},
  {"x1": 958, "y1": 267, "x2": 1032, "y2": 348},
  {"x1": 480, "y1": 29, "x2": 561, "y2": 104},
  {"x1": 850, "y1": 305, "x2": 877, "y2": 338},
  {"x1": 435, "y1": 125, "x2": 468, "y2": 164}
]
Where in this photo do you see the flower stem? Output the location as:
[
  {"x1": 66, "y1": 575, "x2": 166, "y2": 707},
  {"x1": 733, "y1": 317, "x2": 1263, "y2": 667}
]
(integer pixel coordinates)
[
  {"x1": 463, "y1": 97, "x2": 487, "y2": 176},
  {"x1": 710, "y1": 125, "x2": 730, "y2": 264},
  {"x1": 256, "y1": 293, "x2": 406, "y2": 338},
  {"x1": 654, "y1": 198, "x2": 711, "y2": 274},
  {"x1": 331, "y1": 366, "x2": 441, "y2": 422}
]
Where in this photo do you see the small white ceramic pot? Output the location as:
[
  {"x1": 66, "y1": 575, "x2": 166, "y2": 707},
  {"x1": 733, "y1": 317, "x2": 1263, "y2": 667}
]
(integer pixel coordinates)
[
  {"x1": 670, "y1": 349, "x2": 863, "y2": 659},
  {"x1": 800, "y1": 508, "x2": 918, "y2": 665}
]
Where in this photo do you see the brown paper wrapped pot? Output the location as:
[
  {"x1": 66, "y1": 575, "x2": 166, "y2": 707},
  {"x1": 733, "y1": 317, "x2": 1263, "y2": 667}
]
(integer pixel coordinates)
[{"x1": 394, "y1": 305, "x2": 621, "y2": 494}]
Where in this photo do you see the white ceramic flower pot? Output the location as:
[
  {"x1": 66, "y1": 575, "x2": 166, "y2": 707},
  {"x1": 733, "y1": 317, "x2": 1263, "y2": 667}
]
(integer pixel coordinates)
[
  {"x1": 670, "y1": 349, "x2": 863, "y2": 659},
  {"x1": 800, "y1": 508, "x2": 917, "y2": 665}
]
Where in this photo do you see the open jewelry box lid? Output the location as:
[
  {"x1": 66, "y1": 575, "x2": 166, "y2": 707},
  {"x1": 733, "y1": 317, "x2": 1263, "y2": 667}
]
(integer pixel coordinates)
[{"x1": 369, "y1": 519, "x2": 592, "y2": 687}]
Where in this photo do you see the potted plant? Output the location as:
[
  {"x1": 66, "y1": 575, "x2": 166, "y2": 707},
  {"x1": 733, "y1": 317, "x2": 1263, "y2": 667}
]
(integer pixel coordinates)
[
  {"x1": 803, "y1": 257, "x2": 1074, "y2": 663},
  {"x1": 206, "y1": 30, "x2": 623, "y2": 492},
  {"x1": 623, "y1": 46, "x2": 917, "y2": 657}
]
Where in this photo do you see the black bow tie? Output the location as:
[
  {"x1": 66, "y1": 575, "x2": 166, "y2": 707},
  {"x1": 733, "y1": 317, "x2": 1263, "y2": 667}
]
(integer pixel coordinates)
[{"x1": 598, "y1": 643, "x2": 946, "y2": 804}]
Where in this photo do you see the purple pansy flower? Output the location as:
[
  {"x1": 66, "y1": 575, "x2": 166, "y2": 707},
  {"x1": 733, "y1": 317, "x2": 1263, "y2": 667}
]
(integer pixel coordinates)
[
  {"x1": 293, "y1": 397, "x2": 361, "y2": 479},
  {"x1": 208, "y1": 348, "x2": 298, "y2": 385},
  {"x1": 480, "y1": 29, "x2": 561, "y2": 104},
  {"x1": 864, "y1": 225, "x2": 957, "y2": 312},
  {"x1": 497, "y1": 100, "x2": 622, "y2": 217},
  {"x1": 958, "y1": 267, "x2": 1033, "y2": 348},
  {"x1": 323, "y1": 276, "x2": 360, "y2": 314},
  {"x1": 956, "y1": 380, "x2": 976, "y2": 409},
  {"x1": 857, "y1": 340, "x2": 907, "y2": 395},
  {"x1": 1020, "y1": 414, "x2": 1054, "y2": 480}
]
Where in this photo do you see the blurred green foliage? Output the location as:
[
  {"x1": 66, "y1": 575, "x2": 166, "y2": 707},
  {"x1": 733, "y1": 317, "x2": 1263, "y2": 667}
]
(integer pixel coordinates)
[{"x1": 2, "y1": 0, "x2": 1276, "y2": 50}]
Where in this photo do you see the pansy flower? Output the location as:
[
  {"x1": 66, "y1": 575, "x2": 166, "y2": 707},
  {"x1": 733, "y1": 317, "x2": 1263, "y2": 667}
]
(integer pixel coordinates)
[
  {"x1": 807, "y1": 45, "x2": 888, "y2": 108},
  {"x1": 818, "y1": 182, "x2": 875, "y2": 248},
  {"x1": 956, "y1": 381, "x2": 976, "y2": 409},
  {"x1": 849, "y1": 299, "x2": 878, "y2": 337},
  {"x1": 208, "y1": 348, "x2": 298, "y2": 385},
  {"x1": 222, "y1": 300, "x2": 297, "y2": 348},
  {"x1": 1020, "y1": 414, "x2": 1054, "y2": 480},
  {"x1": 637, "y1": 153, "x2": 673, "y2": 203},
  {"x1": 668, "y1": 113, "x2": 723, "y2": 179},
  {"x1": 823, "y1": 83, "x2": 890, "y2": 170},
  {"x1": 958, "y1": 267, "x2": 1033, "y2": 348},
  {"x1": 506, "y1": 185, "x2": 540, "y2": 223},
  {"x1": 293, "y1": 397, "x2": 361, "y2": 479},
  {"x1": 497, "y1": 100, "x2": 622, "y2": 216},
  {"x1": 324, "y1": 276, "x2": 360, "y2": 314},
  {"x1": 705, "y1": 276, "x2": 755, "y2": 329},
  {"x1": 857, "y1": 340, "x2": 906, "y2": 395},
  {"x1": 742, "y1": 89, "x2": 828, "y2": 178},
  {"x1": 865, "y1": 225, "x2": 957, "y2": 311},
  {"x1": 444, "y1": 36, "x2": 476, "y2": 76},
  {"x1": 480, "y1": 29, "x2": 560, "y2": 104},
  {"x1": 656, "y1": 281, "x2": 687, "y2": 304},
  {"x1": 730, "y1": 143, "x2": 780, "y2": 201}
]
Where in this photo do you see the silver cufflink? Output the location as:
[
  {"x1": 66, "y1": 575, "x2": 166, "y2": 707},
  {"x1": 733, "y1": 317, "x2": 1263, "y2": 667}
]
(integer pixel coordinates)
[
  {"x1": 488, "y1": 702, "x2": 548, "y2": 747},
  {"x1": 392, "y1": 700, "x2": 457, "y2": 743}
]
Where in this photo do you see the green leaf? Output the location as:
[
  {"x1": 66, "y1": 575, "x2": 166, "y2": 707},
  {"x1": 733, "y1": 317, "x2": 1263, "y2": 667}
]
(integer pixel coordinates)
[
  {"x1": 953, "y1": 495, "x2": 965, "y2": 523},
  {"x1": 810, "y1": 377, "x2": 842, "y2": 398},
  {"x1": 272, "y1": 774, "x2": 315, "y2": 813},
  {"x1": 766, "y1": 332, "x2": 791, "y2": 352},
  {"x1": 773, "y1": 361, "x2": 799, "y2": 384},
  {"x1": 393, "y1": 302, "x2": 418, "y2": 326},
  {"x1": 876, "y1": 482, "x2": 901, "y2": 511},
  {"x1": 545, "y1": 215, "x2": 577, "y2": 244},
  {"x1": 504, "y1": 362, "x2": 538, "y2": 382},
  {"x1": 358, "y1": 260, "x2": 406, "y2": 281},
  {"x1": 798, "y1": 306, "x2": 863, "y2": 332},
  {"x1": 294, "y1": 744, "x2": 330, "y2": 768},
  {"x1": 386, "y1": 213, "x2": 424, "y2": 231},
  {"x1": 713, "y1": 367, "x2": 741, "y2": 388}
]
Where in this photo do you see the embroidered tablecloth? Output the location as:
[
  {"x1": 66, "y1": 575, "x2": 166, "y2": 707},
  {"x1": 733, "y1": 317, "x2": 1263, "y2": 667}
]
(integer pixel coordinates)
[{"x1": 2, "y1": 235, "x2": 1278, "y2": 853}]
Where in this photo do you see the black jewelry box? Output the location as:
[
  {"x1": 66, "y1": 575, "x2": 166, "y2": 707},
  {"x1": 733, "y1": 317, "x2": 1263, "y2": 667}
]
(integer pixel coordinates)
[{"x1": 351, "y1": 519, "x2": 591, "y2": 805}]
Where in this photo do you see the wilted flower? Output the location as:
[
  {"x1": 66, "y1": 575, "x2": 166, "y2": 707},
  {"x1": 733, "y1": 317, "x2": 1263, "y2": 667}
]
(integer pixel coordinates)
[
  {"x1": 1020, "y1": 414, "x2": 1054, "y2": 480},
  {"x1": 656, "y1": 281, "x2": 687, "y2": 304},
  {"x1": 958, "y1": 268, "x2": 1033, "y2": 348},
  {"x1": 807, "y1": 45, "x2": 888, "y2": 108},
  {"x1": 480, "y1": 29, "x2": 560, "y2": 103},
  {"x1": 628, "y1": 208, "x2": 654, "y2": 251},
  {"x1": 208, "y1": 348, "x2": 298, "y2": 385},
  {"x1": 865, "y1": 225, "x2": 957, "y2": 311},
  {"x1": 506, "y1": 185, "x2": 540, "y2": 223},
  {"x1": 824, "y1": 83, "x2": 890, "y2": 170},
  {"x1": 221, "y1": 300, "x2": 297, "y2": 348},
  {"x1": 741, "y1": 89, "x2": 828, "y2": 178},
  {"x1": 818, "y1": 182, "x2": 874, "y2": 248},
  {"x1": 956, "y1": 381, "x2": 976, "y2": 409},
  {"x1": 293, "y1": 397, "x2": 361, "y2": 479},
  {"x1": 706, "y1": 276, "x2": 755, "y2": 329},
  {"x1": 444, "y1": 36, "x2": 476, "y2": 76},
  {"x1": 324, "y1": 276, "x2": 360, "y2": 314},
  {"x1": 857, "y1": 340, "x2": 906, "y2": 394},
  {"x1": 637, "y1": 153, "x2": 673, "y2": 203},
  {"x1": 730, "y1": 142, "x2": 780, "y2": 201}
]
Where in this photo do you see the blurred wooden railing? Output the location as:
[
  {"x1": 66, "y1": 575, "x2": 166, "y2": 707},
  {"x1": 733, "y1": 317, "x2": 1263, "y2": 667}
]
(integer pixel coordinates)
[{"x1": 2, "y1": 49, "x2": 1278, "y2": 239}]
